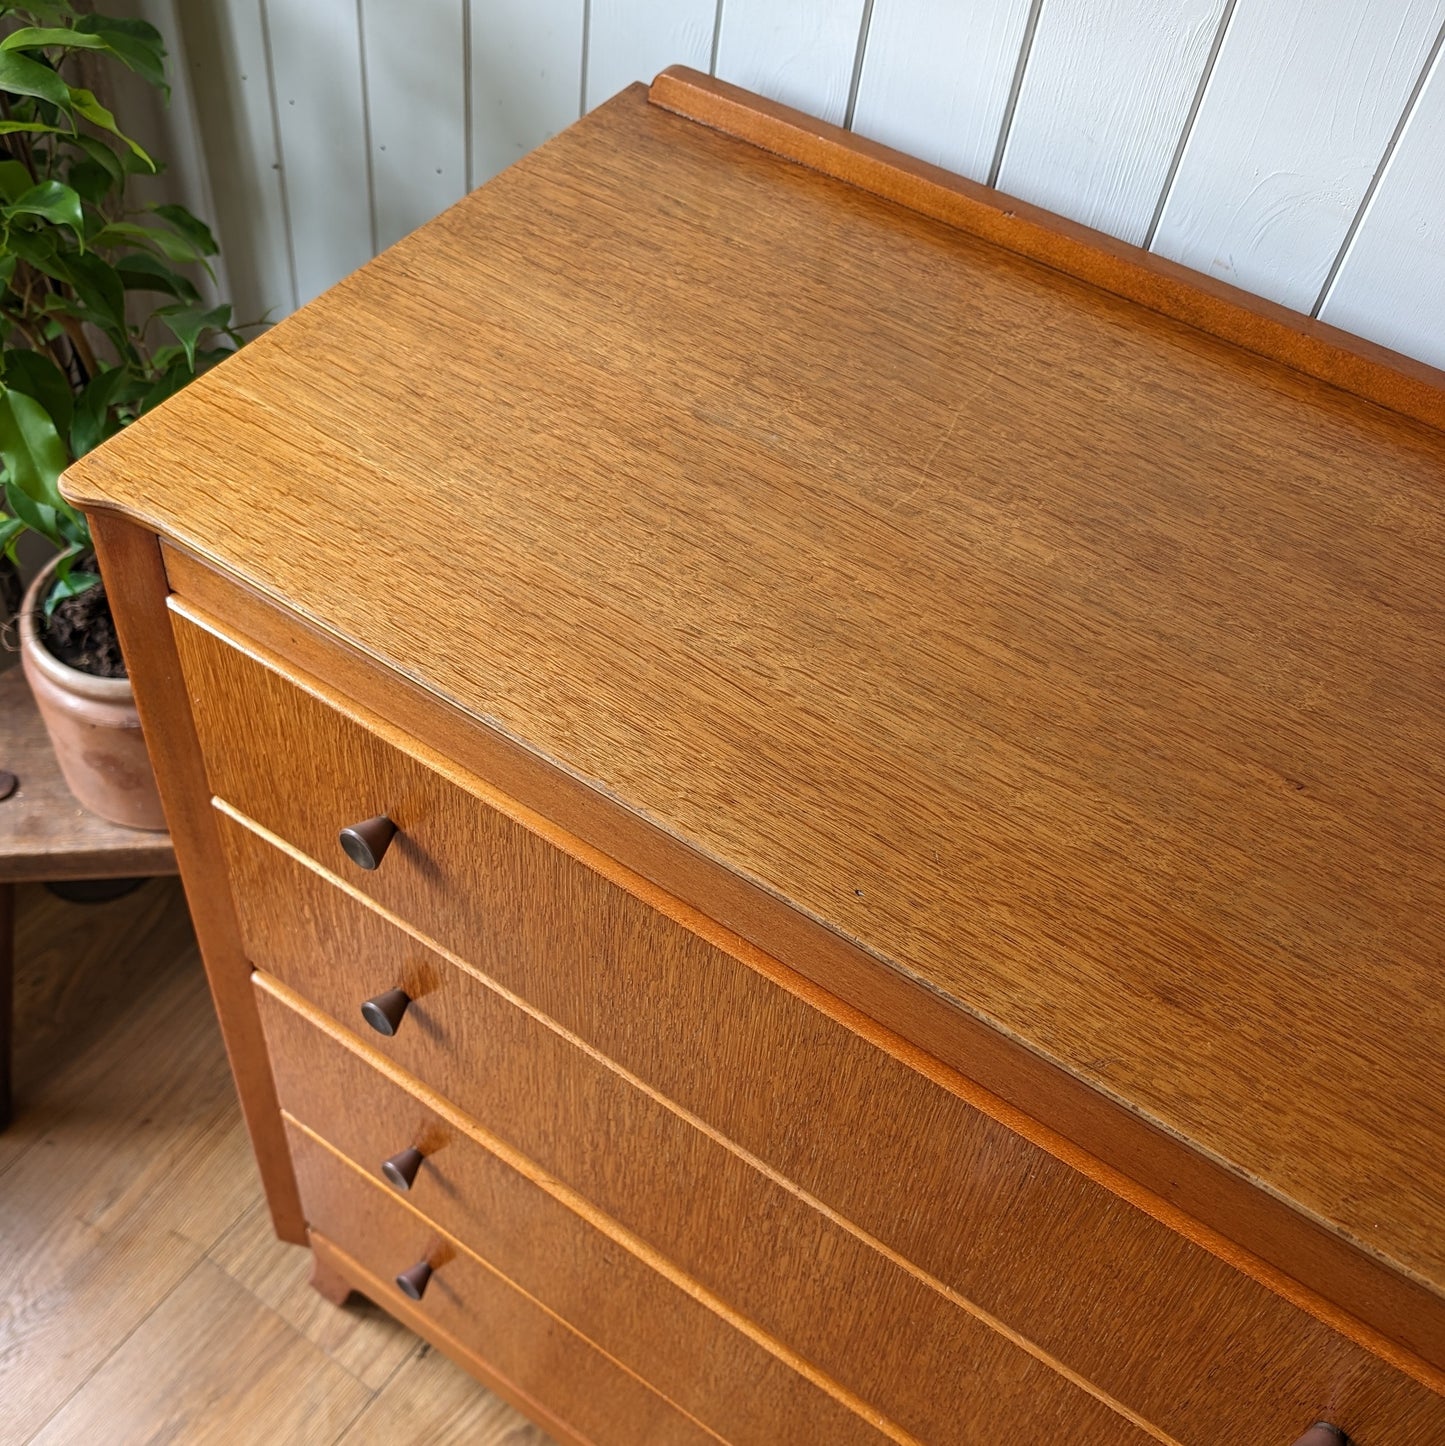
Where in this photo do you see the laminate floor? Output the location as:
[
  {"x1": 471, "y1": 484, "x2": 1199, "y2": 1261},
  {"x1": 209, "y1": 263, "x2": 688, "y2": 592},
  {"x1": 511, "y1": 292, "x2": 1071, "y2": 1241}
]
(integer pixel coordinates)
[{"x1": 0, "y1": 878, "x2": 552, "y2": 1445}]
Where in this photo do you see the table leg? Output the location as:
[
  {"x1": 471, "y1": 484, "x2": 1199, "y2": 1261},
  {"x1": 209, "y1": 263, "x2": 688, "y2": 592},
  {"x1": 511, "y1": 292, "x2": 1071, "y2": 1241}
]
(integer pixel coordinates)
[{"x1": 0, "y1": 881, "x2": 13, "y2": 1129}]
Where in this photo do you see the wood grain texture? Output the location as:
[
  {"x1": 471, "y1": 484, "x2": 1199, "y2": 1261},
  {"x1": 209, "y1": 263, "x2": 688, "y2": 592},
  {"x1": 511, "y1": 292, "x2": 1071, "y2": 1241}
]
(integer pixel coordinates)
[
  {"x1": 850, "y1": 0, "x2": 1033, "y2": 183},
  {"x1": 0, "y1": 666, "x2": 176, "y2": 884},
  {"x1": 86, "y1": 512, "x2": 303, "y2": 1242},
  {"x1": 69, "y1": 75, "x2": 1445, "y2": 1401},
  {"x1": 260, "y1": 980, "x2": 908, "y2": 1445},
  {"x1": 209, "y1": 1197, "x2": 418, "y2": 1391},
  {"x1": 68, "y1": 81, "x2": 1445, "y2": 1297},
  {"x1": 334, "y1": 1338, "x2": 552, "y2": 1445},
  {"x1": 996, "y1": 0, "x2": 1228, "y2": 244},
  {"x1": 584, "y1": 0, "x2": 715, "y2": 112},
  {"x1": 3, "y1": 878, "x2": 549, "y2": 1445},
  {"x1": 242, "y1": 858, "x2": 1443, "y2": 1446},
  {"x1": 157, "y1": 540, "x2": 1445, "y2": 1377},
  {"x1": 712, "y1": 0, "x2": 866, "y2": 125},
  {"x1": 1152, "y1": 0, "x2": 1445, "y2": 310},
  {"x1": 1320, "y1": 40, "x2": 1445, "y2": 369},
  {"x1": 28, "y1": 1258, "x2": 372, "y2": 1446},
  {"x1": 291, "y1": 1134, "x2": 723, "y2": 1446},
  {"x1": 361, "y1": 0, "x2": 468, "y2": 252},
  {"x1": 648, "y1": 67, "x2": 1445, "y2": 428},
  {"x1": 0, "y1": 884, "x2": 255, "y2": 1442}
]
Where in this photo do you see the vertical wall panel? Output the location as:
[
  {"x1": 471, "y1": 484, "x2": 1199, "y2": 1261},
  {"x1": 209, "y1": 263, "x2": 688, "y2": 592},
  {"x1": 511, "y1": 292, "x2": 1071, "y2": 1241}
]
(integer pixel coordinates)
[
  {"x1": 1152, "y1": 1, "x2": 1445, "y2": 313},
  {"x1": 469, "y1": 0, "x2": 585, "y2": 186},
  {"x1": 714, "y1": 0, "x2": 868, "y2": 126},
  {"x1": 267, "y1": 0, "x2": 373, "y2": 306},
  {"x1": 1319, "y1": 45, "x2": 1445, "y2": 369},
  {"x1": 169, "y1": 0, "x2": 294, "y2": 321},
  {"x1": 586, "y1": 0, "x2": 716, "y2": 112},
  {"x1": 109, "y1": 0, "x2": 239, "y2": 310},
  {"x1": 997, "y1": 0, "x2": 1228, "y2": 245},
  {"x1": 362, "y1": 0, "x2": 468, "y2": 252},
  {"x1": 850, "y1": 0, "x2": 1033, "y2": 182}
]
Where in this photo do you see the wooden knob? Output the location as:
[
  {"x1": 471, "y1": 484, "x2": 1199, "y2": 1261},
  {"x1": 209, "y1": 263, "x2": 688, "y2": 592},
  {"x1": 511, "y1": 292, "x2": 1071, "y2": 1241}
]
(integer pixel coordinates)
[
  {"x1": 395, "y1": 1260, "x2": 432, "y2": 1301},
  {"x1": 381, "y1": 1146, "x2": 425, "y2": 1191},
  {"x1": 338, "y1": 814, "x2": 397, "y2": 870},
  {"x1": 360, "y1": 987, "x2": 411, "y2": 1036},
  {"x1": 1292, "y1": 1427, "x2": 1348, "y2": 1446}
]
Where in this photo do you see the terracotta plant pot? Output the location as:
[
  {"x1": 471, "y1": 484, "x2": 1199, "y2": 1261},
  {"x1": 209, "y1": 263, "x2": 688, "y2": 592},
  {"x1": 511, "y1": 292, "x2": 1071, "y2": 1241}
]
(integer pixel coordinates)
[{"x1": 20, "y1": 554, "x2": 166, "y2": 831}]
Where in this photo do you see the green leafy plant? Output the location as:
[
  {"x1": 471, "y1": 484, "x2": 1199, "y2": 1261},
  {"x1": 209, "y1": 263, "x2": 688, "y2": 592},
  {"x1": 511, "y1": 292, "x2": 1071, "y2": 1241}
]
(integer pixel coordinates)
[{"x1": 0, "y1": 2, "x2": 239, "y2": 629}]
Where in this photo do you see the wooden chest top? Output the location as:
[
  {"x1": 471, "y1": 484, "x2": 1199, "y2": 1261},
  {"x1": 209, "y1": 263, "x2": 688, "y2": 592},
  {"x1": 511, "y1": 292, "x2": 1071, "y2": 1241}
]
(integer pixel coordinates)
[{"x1": 66, "y1": 73, "x2": 1445, "y2": 1309}]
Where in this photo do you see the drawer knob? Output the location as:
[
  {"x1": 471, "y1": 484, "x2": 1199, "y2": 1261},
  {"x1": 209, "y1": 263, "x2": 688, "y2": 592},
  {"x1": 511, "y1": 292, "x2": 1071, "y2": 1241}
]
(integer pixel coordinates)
[
  {"x1": 395, "y1": 1260, "x2": 432, "y2": 1301},
  {"x1": 381, "y1": 1146, "x2": 425, "y2": 1191},
  {"x1": 338, "y1": 814, "x2": 397, "y2": 870},
  {"x1": 360, "y1": 987, "x2": 411, "y2": 1036},
  {"x1": 1292, "y1": 1429, "x2": 1348, "y2": 1446}
]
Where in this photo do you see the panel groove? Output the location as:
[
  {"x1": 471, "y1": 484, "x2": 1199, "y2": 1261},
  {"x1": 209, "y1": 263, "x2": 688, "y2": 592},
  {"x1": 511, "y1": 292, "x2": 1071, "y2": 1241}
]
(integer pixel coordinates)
[
  {"x1": 987, "y1": 0, "x2": 1046, "y2": 187},
  {"x1": 579, "y1": 0, "x2": 592, "y2": 120},
  {"x1": 1313, "y1": 17, "x2": 1445, "y2": 317},
  {"x1": 709, "y1": 0, "x2": 723, "y2": 75},
  {"x1": 1142, "y1": 0, "x2": 1239, "y2": 251},
  {"x1": 354, "y1": 0, "x2": 380, "y2": 258},
  {"x1": 463, "y1": 0, "x2": 475, "y2": 189},
  {"x1": 842, "y1": 0, "x2": 876, "y2": 132},
  {"x1": 257, "y1": 0, "x2": 300, "y2": 315}
]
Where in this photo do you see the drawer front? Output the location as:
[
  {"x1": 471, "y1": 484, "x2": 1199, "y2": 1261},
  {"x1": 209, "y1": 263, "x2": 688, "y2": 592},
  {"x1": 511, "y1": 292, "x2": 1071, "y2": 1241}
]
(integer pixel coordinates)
[
  {"x1": 177, "y1": 604, "x2": 1445, "y2": 1445},
  {"x1": 283, "y1": 1121, "x2": 716, "y2": 1446},
  {"x1": 260, "y1": 975, "x2": 1153, "y2": 1446}
]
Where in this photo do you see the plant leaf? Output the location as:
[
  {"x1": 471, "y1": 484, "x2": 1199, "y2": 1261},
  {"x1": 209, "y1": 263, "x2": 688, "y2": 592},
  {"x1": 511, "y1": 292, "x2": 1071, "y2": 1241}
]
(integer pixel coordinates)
[
  {"x1": 0, "y1": 47, "x2": 71, "y2": 108},
  {"x1": 3, "y1": 347, "x2": 73, "y2": 437},
  {"x1": 74, "y1": 15, "x2": 168, "y2": 96},
  {"x1": 3, "y1": 477, "x2": 64, "y2": 549},
  {"x1": 0, "y1": 118, "x2": 66, "y2": 135},
  {"x1": 0, "y1": 511, "x2": 23, "y2": 562},
  {"x1": 1, "y1": 27, "x2": 114, "y2": 55},
  {"x1": 114, "y1": 250, "x2": 199, "y2": 302},
  {"x1": 68, "y1": 132, "x2": 124, "y2": 185},
  {"x1": 69, "y1": 364, "x2": 128, "y2": 457},
  {"x1": 55, "y1": 250, "x2": 128, "y2": 338},
  {"x1": 157, "y1": 301, "x2": 231, "y2": 369},
  {"x1": 0, "y1": 385, "x2": 70, "y2": 512},
  {"x1": 67, "y1": 86, "x2": 153, "y2": 169},
  {"x1": 151, "y1": 202, "x2": 217, "y2": 257},
  {"x1": 91, "y1": 219, "x2": 210, "y2": 270},
  {"x1": 44, "y1": 563, "x2": 100, "y2": 615},
  {"x1": 5, "y1": 179, "x2": 85, "y2": 241},
  {"x1": 0, "y1": 158, "x2": 33, "y2": 202}
]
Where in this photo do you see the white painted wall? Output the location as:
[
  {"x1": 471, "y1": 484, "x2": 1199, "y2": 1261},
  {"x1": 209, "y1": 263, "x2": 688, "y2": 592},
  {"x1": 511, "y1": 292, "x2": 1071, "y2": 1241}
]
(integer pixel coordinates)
[{"x1": 131, "y1": 0, "x2": 1445, "y2": 369}]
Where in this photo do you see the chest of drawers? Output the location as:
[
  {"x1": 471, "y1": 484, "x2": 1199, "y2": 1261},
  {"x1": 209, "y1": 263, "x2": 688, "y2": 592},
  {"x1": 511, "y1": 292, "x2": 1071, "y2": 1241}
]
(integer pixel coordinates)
[{"x1": 64, "y1": 69, "x2": 1445, "y2": 1445}]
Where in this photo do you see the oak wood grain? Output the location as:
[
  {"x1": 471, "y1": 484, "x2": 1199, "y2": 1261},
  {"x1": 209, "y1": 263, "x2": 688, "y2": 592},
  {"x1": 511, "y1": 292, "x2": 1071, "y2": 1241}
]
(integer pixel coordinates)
[
  {"x1": 290, "y1": 1133, "x2": 725, "y2": 1446},
  {"x1": 62, "y1": 83, "x2": 1445, "y2": 1332},
  {"x1": 260, "y1": 978, "x2": 910, "y2": 1446},
  {"x1": 649, "y1": 67, "x2": 1445, "y2": 428},
  {"x1": 232, "y1": 802, "x2": 1444, "y2": 1445},
  {"x1": 86, "y1": 511, "x2": 303, "y2": 1242},
  {"x1": 161, "y1": 541, "x2": 1445, "y2": 1372}
]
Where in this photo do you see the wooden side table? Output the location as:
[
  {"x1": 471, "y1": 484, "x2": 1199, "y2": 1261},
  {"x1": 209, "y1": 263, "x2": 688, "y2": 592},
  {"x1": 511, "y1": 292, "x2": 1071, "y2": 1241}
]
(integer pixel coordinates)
[{"x1": 0, "y1": 665, "x2": 176, "y2": 1126}]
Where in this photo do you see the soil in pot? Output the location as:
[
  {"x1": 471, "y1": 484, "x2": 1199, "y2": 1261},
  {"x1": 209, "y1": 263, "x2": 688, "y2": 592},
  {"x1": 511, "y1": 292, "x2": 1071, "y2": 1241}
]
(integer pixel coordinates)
[{"x1": 41, "y1": 557, "x2": 125, "y2": 677}]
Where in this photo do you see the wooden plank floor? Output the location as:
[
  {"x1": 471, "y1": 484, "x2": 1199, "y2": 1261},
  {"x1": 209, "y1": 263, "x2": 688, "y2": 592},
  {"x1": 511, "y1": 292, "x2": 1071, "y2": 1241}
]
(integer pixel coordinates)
[{"x1": 0, "y1": 877, "x2": 553, "y2": 1445}]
